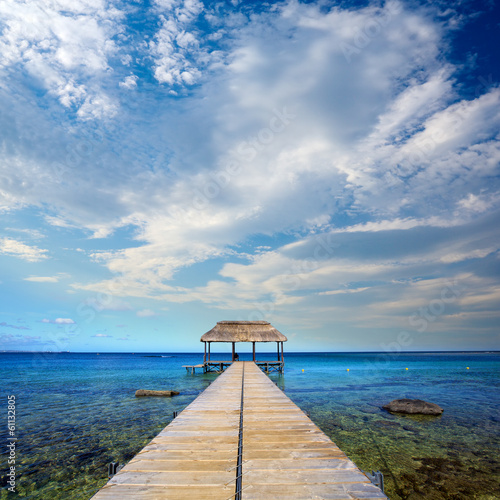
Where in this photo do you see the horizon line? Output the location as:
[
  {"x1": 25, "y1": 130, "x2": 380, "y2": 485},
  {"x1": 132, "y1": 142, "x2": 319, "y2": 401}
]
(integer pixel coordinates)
[{"x1": 2, "y1": 350, "x2": 499, "y2": 354}]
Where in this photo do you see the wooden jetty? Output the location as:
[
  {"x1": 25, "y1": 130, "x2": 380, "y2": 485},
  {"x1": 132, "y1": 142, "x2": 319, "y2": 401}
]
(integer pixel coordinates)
[
  {"x1": 92, "y1": 362, "x2": 387, "y2": 499},
  {"x1": 201, "y1": 321, "x2": 287, "y2": 373},
  {"x1": 183, "y1": 321, "x2": 289, "y2": 375},
  {"x1": 183, "y1": 360, "x2": 284, "y2": 374}
]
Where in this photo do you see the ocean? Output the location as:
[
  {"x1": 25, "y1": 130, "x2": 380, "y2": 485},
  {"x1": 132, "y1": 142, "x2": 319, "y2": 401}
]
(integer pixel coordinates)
[{"x1": 1, "y1": 351, "x2": 499, "y2": 499}]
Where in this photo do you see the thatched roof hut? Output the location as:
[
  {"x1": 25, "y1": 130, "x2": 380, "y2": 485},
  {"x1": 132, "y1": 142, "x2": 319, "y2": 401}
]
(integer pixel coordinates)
[
  {"x1": 201, "y1": 321, "x2": 287, "y2": 343},
  {"x1": 201, "y1": 321, "x2": 287, "y2": 364}
]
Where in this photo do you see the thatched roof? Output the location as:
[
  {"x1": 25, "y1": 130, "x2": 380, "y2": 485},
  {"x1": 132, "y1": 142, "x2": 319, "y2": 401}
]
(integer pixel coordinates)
[{"x1": 201, "y1": 321, "x2": 287, "y2": 343}]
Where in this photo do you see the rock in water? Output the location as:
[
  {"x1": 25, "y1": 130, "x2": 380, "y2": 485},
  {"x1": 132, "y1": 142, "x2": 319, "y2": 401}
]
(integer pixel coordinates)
[
  {"x1": 135, "y1": 389, "x2": 180, "y2": 397},
  {"x1": 383, "y1": 398, "x2": 443, "y2": 415}
]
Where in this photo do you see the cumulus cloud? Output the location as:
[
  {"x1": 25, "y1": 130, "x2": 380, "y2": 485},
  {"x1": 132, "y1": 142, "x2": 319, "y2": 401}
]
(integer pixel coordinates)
[
  {"x1": 41, "y1": 318, "x2": 75, "y2": 324},
  {"x1": 0, "y1": 0, "x2": 123, "y2": 117},
  {"x1": 119, "y1": 75, "x2": 138, "y2": 89},
  {"x1": 150, "y1": 0, "x2": 205, "y2": 87},
  {"x1": 0, "y1": 238, "x2": 48, "y2": 262},
  {"x1": 66, "y1": 2, "x2": 498, "y2": 307},
  {"x1": 0, "y1": 1, "x2": 499, "y2": 347}
]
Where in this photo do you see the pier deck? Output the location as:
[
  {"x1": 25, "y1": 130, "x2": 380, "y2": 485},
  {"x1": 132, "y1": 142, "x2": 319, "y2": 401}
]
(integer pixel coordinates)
[{"x1": 92, "y1": 362, "x2": 387, "y2": 499}]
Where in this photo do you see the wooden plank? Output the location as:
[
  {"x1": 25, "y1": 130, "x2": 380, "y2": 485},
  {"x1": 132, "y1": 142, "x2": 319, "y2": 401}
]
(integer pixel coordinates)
[
  {"x1": 243, "y1": 459, "x2": 356, "y2": 471},
  {"x1": 125, "y1": 459, "x2": 235, "y2": 472},
  {"x1": 243, "y1": 449, "x2": 348, "y2": 460},
  {"x1": 138, "y1": 442, "x2": 237, "y2": 451},
  {"x1": 242, "y1": 468, "x2": 371, "y2": 484},
  {"x1": 93, "y1": 485, "x2": 235, "y2": 500},
  {"x1": 135, "y1": 450, "x2": 236, "y2": 461},
  {"x1": 243, "y1": 483, "x2": 388, "y2": 499}
]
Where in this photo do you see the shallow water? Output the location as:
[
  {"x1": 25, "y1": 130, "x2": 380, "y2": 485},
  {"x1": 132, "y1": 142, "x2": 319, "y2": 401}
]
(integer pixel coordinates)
[{"x1": 1, "y1": 352, "x2": 499, "y2": 499}]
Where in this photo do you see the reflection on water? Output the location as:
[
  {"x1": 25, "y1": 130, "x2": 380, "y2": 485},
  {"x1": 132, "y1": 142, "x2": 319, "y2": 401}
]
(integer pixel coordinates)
[{"x1": 1, "y1": 352, "x2": 499, "y2": 499}]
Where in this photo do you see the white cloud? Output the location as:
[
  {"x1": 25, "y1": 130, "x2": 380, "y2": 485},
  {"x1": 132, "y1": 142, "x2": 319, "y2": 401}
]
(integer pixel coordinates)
[
  {"x1": 136, "y1": 309, "x2": 156, "y2": 317},
  {"x1": 42, "y1": 318, "x2": 75, "y2": 324},
  {"x1": 0, "y1": 0, "x2": 124, "y2": 118},
  {"x1": 457, "y1": 193, "x2": 492, "y2": 214},
  {"x1": 150, "y1": 0, "x2": 206, "y2": 87},
  {"x1": 0, "y1": 1, "x2": 499, "y2": 346},
  {"x1": 24, "y1": 276, "x2": 59, "y2": 283},
  {"x1": 119, "y1": 75, "x2": 138, "y2": 89},
  {"x1": 44, "y1": 216, "x2": 78, "y2": 229},
  {"x1": 54, "y1": 2, "x2": 497, "y2": 311},
  {"x1": 76, "y1": 94, "x2": 118, "y2": 121},
  {"x1": 24, "y1": 272, "x2": 70, "y2": 283},
  {"x1": 0, "y1": 238, "x2": 48, "y2": 262}
]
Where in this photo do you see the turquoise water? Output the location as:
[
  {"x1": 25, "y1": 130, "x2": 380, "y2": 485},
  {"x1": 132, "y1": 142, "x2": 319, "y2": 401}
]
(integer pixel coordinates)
[{"x1": 1, "y1": 352, "x2": 499, "y2": 499}]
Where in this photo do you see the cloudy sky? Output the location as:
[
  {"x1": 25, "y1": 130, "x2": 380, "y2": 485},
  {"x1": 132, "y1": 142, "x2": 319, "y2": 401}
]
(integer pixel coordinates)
[{"x1": 1, "y1": 0, "x2": 499, "y2": 353}]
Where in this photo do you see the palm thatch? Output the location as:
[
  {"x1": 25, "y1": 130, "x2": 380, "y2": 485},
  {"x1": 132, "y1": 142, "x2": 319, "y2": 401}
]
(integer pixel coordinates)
[{"x1": 201, "y1": 321, "x2": 287, "y2": 343}]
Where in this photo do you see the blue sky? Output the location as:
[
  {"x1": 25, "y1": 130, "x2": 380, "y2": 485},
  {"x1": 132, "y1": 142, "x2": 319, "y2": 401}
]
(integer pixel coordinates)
[{"x1": 1, "y1": 0, "x2": 499, "y2": 353}]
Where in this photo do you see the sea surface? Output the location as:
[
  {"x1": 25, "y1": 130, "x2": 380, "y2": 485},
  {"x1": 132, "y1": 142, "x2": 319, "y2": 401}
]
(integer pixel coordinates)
[{"x1": 1, "y1": 351, "x2": 499, "y2": 499}]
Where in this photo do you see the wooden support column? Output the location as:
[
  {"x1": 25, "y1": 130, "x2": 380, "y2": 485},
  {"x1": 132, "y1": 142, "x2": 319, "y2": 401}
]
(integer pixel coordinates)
[
  {"x1": 281, "y1": 341, "x2": 284, "y2": 363},
  {"x1": 232, "y1": 342, "x2": 235, "y2": 362},
  {"x1": 252, "y1": 342, "x2": 256, "y2": 362},
  {"x1": 204, "y1": 341, "x2": 206, "y2": 363},
  {"x1": 277, "y1": 342, "x2": 280, "y2": 361},
  {"x1": 208, "y1": 342, "x2": 211, "y2": 362}
]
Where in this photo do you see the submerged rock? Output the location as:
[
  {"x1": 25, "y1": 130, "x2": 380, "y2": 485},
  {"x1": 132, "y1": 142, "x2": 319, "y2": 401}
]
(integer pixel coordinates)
[
  {"x1": 383, "y1": 399, "x2": 443, "y2": 415},
  {"x1": 135, "y1": 389, "x2": 179, "y2": 397}
]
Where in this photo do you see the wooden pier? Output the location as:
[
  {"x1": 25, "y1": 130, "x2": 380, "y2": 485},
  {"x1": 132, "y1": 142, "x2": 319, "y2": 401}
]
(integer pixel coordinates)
[
  {"x1": 92, "y1": 362, "x2": 387, "y2": 499},
  {"x1": 183, "y1": 360, "x2": 284, "y2": 374}
]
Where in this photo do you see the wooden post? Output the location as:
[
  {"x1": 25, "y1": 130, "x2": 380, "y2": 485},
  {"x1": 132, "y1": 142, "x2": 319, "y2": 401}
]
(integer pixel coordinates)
[
  {"x1": 252, "y1": 341, "x2": 256, "y2": 362},
  {"x1": 232, "y1": 342, "x2": 235, "y2": 362},
  {"x1": 208, "y1": 342, "x2": 211, "y2": 362},
  {"x1": 281, "y1": 341, "x2": 284, "y2": 363},
  {"x1": 277, "y1": 342, "x2": 280, "y2": 361},
  {"x1": 204, "y1": 342, "x2": 206, "y2": 363}
]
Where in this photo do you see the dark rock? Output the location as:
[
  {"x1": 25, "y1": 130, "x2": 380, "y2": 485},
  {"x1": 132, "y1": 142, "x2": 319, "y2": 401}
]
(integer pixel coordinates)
[
  {"x1": 383, "y1": 399, "x2": 443, "y2": 415},
  {"x1": 135, "y1": 389, "x2": 179, "y2": 397}
]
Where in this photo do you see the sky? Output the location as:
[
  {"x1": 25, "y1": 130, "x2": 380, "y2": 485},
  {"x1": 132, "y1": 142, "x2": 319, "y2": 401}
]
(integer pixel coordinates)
[{"x1": 0, "y1": 0, "x2": 499, "y2": 353}]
